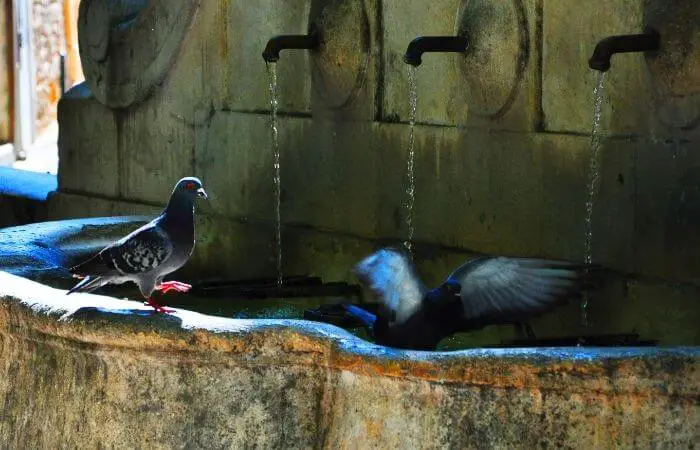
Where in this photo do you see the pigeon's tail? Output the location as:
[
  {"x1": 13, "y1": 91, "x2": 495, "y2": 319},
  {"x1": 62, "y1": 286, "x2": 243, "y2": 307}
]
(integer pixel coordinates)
[
  {"x1": 342, "y1": 304, "x2": 377, "y2": 331},
  {"x1": 66, "y1": 275, "x2": 106, "y2": 295}
]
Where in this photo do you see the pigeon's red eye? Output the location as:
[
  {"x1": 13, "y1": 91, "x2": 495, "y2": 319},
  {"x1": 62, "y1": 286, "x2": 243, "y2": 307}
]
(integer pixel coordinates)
[{"x1": 184, "y1": 182, "x2": 195, "y2": 190}]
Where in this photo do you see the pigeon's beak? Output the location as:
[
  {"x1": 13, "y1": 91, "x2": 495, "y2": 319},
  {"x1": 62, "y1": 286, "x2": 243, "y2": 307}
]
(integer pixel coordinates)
[{"x1": 196, "y1": 188, "x2": 208, "y2": 199}]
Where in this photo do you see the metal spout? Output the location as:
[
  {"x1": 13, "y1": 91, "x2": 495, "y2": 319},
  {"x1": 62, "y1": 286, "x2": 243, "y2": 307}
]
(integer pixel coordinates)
[
  {"x1": 262, "y1": 25, "x2": 320, "y2": 62},
  {"x1": 403, "y1": 36, "x2": 469, "y2": 67},
  {"x1": 588, "y1": 27, "x2": 660, "y2": 72}
]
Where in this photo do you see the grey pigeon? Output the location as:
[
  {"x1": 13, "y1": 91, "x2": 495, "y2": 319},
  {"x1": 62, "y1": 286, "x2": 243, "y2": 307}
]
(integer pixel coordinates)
[
  {"x1": 66, "y1": 177, "x2": 208, "y2": 313},
  {"x1": 343, "y1": 248, "x2": 594, "y2": 350}
]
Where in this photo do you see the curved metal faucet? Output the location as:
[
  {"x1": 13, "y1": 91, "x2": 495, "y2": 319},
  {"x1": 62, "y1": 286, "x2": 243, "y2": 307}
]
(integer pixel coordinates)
[
  {"x1": 262, "y1": 25, "x2": 321, "y2": 62},
  {"x1": 588, "y1": 27, "x2": 660, "y2": 72},
  {"x1": 403, "y1": 36, "x2": 469, "y2": 67}
]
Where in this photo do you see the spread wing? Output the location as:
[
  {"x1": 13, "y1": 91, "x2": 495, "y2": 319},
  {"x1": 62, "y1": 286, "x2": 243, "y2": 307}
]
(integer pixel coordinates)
[
  {"x1": 353, "y1": 248, "x2": 427, "y2": 324},
  {"x1": 70, "y1": 220, "x2": 173, "y2": 276},
  {"x1": 447, "y1": 257, "x2": 589, "y2": 329}
]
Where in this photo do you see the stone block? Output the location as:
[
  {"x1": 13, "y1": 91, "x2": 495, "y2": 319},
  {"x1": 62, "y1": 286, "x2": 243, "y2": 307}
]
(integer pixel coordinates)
[
  {"x1": 374, "y1": 124, "x2": 636, "y2": 272},
  {"x1": 308, "y1": 0, "x2": 379, "y2": 121},
  {"x1": 225, "y1": 0, "x2": 313, "y2": 114},
  {"x1": 117, "y1": 93, "x2": 196, "y2": 204},
  {"x1": 158, "y1": 0, "x2": 230, "y2": 125},
  {"x1": 78, "y1": 0, "x2": 201, "y2": 109},
  {"x1": 382, "y1": 0, "x2": 538, "y2": 130},
  {"x1": 194, "y1": 111, "x2": 275, "y2": 222},
  {"x1": 327, "y1": 366, "x2": 700, "y2": 448},
  {"x1": 583, "y1": 135, "x2": 637, "y2": 274},
  {"x1": 163, "y1": 0, "x2": 381, "y2": 123},
  {"x1": 195, "y1": 112, "x2": 381, "y2": 238},
  {"x1": 543, "y1": 0, "x2": 700, "y2": 136},
  {"x1": 382, "y1": 0, "x2": 467, "y2": 125},
  {"x1": 47, "y1": 191, "x2": 159, "y2": 219},
  {"x1": 589, "y1": 277, "x2": 700, "y2": 346},
  {"x1": 633, "y1": 138, "x2": 700, "y2": 281},
  {"x1": 57, "y1": 92, "x2": 119, "y2": 198},
  {"x1": 542, "y1": 0, "x2": 658, "y2": 136},
  {"x1": 280, "y1": 118, "x2": 381, "y2": 237}
]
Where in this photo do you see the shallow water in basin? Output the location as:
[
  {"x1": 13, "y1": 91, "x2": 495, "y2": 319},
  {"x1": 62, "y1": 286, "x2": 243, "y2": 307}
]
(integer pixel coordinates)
[{"x1": 51, "y1": 279, "x2": 664, "y2": 352}]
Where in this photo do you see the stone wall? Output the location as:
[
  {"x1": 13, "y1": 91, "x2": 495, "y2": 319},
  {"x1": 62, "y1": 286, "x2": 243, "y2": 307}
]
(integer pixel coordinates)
[
  {"x1": 53, "y1": 0, "x2": 700, "y2": 345},
  {"x1": 31, "y1": 0, "x2": 65, "y2": 134}
]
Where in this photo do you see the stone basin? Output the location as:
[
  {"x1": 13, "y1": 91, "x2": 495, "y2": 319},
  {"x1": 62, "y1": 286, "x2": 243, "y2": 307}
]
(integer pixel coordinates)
[
  {"x1": 0, "y1": 271, "x2": 698, "y2": 448},
  {"x1": 0, "y1": 216, "x2": 365, "y2": 323},
  {"x1": 0, "y1": 218, "x2": 698, "y2": 447}
]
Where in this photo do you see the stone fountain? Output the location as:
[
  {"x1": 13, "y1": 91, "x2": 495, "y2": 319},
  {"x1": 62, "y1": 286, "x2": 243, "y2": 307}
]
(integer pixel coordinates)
[{"x1": 1, "y1": 0, "x2": 698, "y2": 446}]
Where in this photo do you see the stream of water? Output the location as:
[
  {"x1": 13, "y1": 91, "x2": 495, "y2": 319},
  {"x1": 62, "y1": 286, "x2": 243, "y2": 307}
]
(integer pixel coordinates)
[
  {"x1": 266, "y1": 62, "x2": 283, "y2": 287},
  {"x1": 581, "y1": 71, "x2": 606, "y2": 328},
  {"x1": 403, "y1": 66, "x2": 418, "y2": 255}
]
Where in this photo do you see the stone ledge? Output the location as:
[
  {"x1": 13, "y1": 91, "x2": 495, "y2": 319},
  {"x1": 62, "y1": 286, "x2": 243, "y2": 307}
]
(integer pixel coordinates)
[
  {"x1": 2, "y1": 270, "x2": 699, "y2": 393},
  {"x1": 0, "y1": 167, "x2": 57, "y2": 201},
  {"x1": 0, "y1": 166, "x2": 58, "y2": 228},
  {"x1": 0, "y1": 271, "x2": 698, "y2": 447}
]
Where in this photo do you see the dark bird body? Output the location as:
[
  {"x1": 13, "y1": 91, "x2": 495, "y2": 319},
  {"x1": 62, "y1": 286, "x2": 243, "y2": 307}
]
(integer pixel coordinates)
[
  {"x1": 341, "y1": 248, "x2": 595, "y2": 351},
  {"x1": 67, "y1": 177, "x2": 208, "y2": 312}
]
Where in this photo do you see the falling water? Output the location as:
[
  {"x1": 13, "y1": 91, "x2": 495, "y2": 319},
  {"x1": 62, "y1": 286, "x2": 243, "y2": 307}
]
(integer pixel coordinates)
[
  {"x1": 266, "y1": 62, "x2": 283, "y2": 287},
  {"x1": 581, "y1": 72, "x2": 606, "y2": 328},
  {"x1": 403, "y1": 66, "x2": 418, "y2": 255}
]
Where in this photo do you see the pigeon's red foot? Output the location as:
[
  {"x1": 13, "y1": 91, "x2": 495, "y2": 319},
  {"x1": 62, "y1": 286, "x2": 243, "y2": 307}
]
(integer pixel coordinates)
[
  {"x1": 145, "y1": 297, "x2": 175, "y2": 314},
  {"x1": 155, "y1": 281, "x2": 192, "y2": 295}
]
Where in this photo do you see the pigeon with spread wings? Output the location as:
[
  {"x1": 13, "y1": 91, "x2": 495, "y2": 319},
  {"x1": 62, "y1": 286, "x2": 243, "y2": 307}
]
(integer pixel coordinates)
[
  {"x1": 66, "y1": 177, "x2": 208, "y2": 313},
  {"x1": 344, "y1": 248, "x2": 595, "y2": 350}
]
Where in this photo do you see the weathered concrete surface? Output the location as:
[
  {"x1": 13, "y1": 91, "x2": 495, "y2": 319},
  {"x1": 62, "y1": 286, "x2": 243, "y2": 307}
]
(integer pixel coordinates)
[
  {"x1": 78, "y1": 0, "x2": 201, "y2": 108},
  {"x1": 57, "y1": 85, "x2": 120, "y2": 198},
  {"x1": 58, "y1": 82, "x2": 196, "y2": 205},
  {"x1": 633, "y1": 139, "x2": 700, "y2": 281},
  {"x1": 309, "y1": 0, "x2": 377, "y2": 119},
  {"x1": 383, "y1": 0, "x2": 537, "y2": 129},
  {"x1": 195, "y1": 112, "x2": 637, "y2": 275},
  {"x1": 543, "y1": 0, "x2": 651, "y2": 135},
  {"x1": 644, "y1": 0, "x2": 700, "y2": 130},
  {"x1": 224, "y1": 0, "x2": 313, "y2": 114},
  {"x1": 543, "y1": 0, "x2": 700, "y2": 137},
  {"x1": 0, "y1": 272, "x2": 698, "y2": 448}
]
